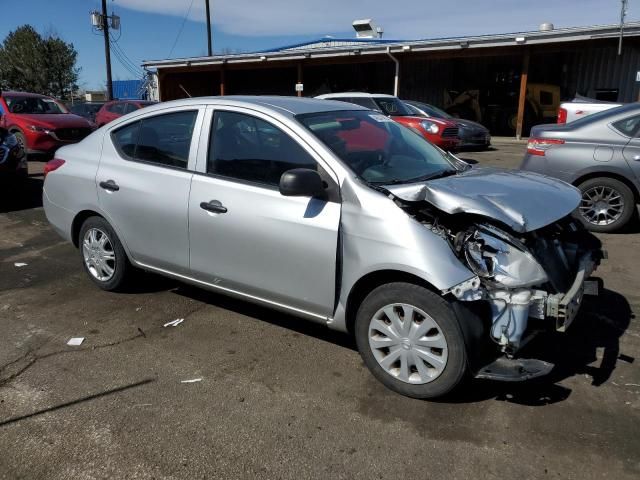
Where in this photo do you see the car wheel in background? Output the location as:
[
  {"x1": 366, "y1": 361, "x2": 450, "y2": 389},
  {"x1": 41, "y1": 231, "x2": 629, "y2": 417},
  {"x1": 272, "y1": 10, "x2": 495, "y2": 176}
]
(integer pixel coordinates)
[
  {"x1": 354, "y1": 282, "x2": 467, "y2": 399},
  {"x1": 576, "y1": 177, "x2": 635, "y2": 233},
  {"x1": 13, "y1": 131, "x2": 26, "y2": 151},
  {"x1": 79, "y1": 216, "x2": 130, "y2": 291}
]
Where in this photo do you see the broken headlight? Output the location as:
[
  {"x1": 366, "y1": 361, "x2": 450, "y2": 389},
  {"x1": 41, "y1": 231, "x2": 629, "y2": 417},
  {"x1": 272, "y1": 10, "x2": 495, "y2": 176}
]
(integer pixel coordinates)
[{"x1": 464, "y1": 226, "x2": 548, "y2": 288}]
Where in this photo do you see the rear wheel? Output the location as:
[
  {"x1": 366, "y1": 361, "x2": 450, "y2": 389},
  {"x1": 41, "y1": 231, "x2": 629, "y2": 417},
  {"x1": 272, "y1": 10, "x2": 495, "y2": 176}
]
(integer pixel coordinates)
[
  {"x1": 78, "y1": 216, "x2": 130, "y2": 291},
  {"x1": 576, "y1": 177, "x2": 635, "y2": 233},
  {"x1": 354, "y1": 282, "x2": 468, "y2": 399}
]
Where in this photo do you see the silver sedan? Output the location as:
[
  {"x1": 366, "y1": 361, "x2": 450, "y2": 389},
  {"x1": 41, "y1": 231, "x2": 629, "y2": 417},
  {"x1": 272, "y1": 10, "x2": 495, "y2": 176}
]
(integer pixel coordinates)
[
  {"x1": 521, "y1": 103, "x2": 640, "y2": 232},
  {"x1": 43, "y1": 96, "x2": 602, "y2": 399}
]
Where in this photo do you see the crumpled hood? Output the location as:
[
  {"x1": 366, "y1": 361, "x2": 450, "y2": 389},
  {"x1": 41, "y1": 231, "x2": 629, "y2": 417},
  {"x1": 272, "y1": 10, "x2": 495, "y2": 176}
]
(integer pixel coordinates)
[{"x1": 385, "y1": 167, "x2": 581, "y2": 232}]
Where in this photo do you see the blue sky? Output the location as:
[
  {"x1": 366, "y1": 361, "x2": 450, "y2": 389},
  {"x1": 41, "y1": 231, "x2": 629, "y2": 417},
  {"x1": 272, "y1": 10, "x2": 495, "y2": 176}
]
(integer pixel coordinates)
[{"x1": 1, "y1": 0, "x2": 638, "y2": 90}]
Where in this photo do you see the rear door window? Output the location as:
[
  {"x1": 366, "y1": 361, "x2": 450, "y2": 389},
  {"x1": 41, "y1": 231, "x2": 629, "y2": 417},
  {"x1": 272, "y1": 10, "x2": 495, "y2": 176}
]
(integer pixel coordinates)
[{"x1": 111, "y1": 110, "x2": 198, "y2": 169}]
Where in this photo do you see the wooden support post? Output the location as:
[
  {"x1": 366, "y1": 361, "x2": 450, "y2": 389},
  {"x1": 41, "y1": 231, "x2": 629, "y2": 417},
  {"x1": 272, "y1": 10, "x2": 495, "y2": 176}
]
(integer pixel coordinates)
[
  {"x1": 297, "y1": 63, "x2": 303, "y2": 97},
  {"x1": 219, "y1": 67, "x2": 226, "y2": 96},
  {"x1": 515, "y1": 50, "x2": 530, "y2": 140}
]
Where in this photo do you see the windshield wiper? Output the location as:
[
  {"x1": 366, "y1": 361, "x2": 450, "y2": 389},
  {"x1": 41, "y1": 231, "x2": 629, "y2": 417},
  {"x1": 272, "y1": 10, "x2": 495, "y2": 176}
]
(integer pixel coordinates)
[{"x1": 402, "y1": 169, "x2": 458, "y2": 183}]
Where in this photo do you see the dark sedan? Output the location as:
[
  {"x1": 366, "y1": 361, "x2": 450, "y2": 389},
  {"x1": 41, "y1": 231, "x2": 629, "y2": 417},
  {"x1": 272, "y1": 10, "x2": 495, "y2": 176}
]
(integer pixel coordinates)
[
  {"x1": 521, "y1": 103, "x2": 640, "y2": 232},
  {"x1": 404, "y1": 100, "x2": 491, "y2": 149}
]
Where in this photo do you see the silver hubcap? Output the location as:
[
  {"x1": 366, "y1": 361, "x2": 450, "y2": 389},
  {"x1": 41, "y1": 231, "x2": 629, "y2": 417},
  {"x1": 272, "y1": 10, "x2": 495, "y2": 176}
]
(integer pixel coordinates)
[
  {"x1": 82, "y1": 228, "x2": 116, "y2": 282},
  {"x1": 368, "y1": 303, "x2": 448, "y2": 384},
  {"x1": 579, "y1": 186, "x2": 625, "y2": 226}
]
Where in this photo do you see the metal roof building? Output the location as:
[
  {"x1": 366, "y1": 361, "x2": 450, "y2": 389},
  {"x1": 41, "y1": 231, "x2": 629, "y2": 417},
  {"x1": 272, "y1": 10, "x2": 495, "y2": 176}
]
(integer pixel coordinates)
[{"x1": 142, "y1": 22, "x2": 640, "y2": 137}]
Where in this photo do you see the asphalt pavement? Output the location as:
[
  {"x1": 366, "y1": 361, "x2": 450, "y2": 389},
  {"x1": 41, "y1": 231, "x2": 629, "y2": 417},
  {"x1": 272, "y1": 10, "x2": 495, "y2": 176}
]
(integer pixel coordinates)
[{"x1": 1, "y1": 140, "x2": 639, "y2": 479}]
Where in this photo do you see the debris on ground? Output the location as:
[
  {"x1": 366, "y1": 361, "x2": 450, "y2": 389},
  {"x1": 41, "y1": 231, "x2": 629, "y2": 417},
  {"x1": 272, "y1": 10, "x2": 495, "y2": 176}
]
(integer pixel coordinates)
[
  {"x1": 180, "y1": 378, "x2": 202, "y2": 383},
  {"x1": 163, "y1": 318, "x2": 184, "y2": 328},
  {"x1": 14, "y1": 262, "x2": 28, "y2": 267},
  {"x1": 67, "y1": 337, "x2": 85, "y2": 346}
]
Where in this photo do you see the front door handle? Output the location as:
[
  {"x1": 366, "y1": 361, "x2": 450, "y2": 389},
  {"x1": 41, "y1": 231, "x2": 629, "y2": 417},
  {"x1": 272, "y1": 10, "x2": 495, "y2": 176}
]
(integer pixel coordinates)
[
  {"x1": 200, "y1": 200, "x2": 227, "y2": 214},
  {"x1": 99, "y1": 180, "x2": 119, "y2": 192},
  {"x1": 633, "y1": 155, "x2": 640, "y2": 161}
]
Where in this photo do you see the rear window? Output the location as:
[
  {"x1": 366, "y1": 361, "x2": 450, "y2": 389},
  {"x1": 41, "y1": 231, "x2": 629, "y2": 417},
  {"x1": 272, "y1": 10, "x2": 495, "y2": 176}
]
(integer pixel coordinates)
[
  {"x1": 372, "y1": 97, "x2": 413, "y2": 116},
  {"x1": 111, "y1": 110, "x2": 197, "y2": 169},
  {"x1": 612, "y1": 115, "x2": 640, "y2": 137}
]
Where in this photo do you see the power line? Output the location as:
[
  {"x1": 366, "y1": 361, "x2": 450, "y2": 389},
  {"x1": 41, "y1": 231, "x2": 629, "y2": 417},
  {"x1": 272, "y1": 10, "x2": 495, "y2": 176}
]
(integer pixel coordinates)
[
  {"x1": 168, "y1": 0, "x2": 196, "y2": 58},
  {"x1": 110, "y1": 40, "x2": 144, "y2": 78},
  {"x1": 110, "y1": 39, "x2": 144, "y2": 76}
]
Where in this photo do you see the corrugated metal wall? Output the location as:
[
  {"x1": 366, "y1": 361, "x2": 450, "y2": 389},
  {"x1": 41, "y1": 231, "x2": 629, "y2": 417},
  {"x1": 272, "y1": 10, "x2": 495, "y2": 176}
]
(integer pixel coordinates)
[
  {"x1": 112, "y1": 80, "x2": 144, "y2": 100},
  {"x1": 565, "y1": 38, "x2": 640, "y2": 102}
]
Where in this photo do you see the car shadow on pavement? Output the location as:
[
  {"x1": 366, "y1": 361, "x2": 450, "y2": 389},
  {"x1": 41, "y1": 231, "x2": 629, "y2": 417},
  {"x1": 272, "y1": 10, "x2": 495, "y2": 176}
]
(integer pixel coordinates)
[
  {"x1": 173, "y1": 284, "x2": 358, "y2": 351},
  {"x1": 447, "y1": 285, "x2": 633, "y2": 405},
  {"x1": 0, "y1": 178, "x2": 43, "y2": 214},
  {"x1": 174, "y1": 278, "x2": 632, "y2": 406}
]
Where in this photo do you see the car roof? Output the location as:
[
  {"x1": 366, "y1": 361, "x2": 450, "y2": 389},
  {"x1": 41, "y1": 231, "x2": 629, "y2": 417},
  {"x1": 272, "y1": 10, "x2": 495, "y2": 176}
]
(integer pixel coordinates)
[
  {"x1": 1, "y1": 91, "x2": 50, "y2": 98},
  {"x1": 135, "y1": 96, "x2": 369, "y2": 117},
  {"x1": 316, "y1": 92, "x2": 396, "y2": 99}
]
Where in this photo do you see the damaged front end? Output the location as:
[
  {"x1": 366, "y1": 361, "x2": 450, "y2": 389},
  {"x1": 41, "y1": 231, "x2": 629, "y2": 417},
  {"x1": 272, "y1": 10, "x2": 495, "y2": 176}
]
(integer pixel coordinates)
[{"x1": 390, "y1": 189, "x2": 604, "y2": 382}]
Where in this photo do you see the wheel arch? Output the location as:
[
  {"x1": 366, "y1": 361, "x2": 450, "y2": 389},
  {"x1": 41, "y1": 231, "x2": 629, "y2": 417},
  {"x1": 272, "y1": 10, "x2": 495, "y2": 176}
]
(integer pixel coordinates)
[
  {"x1": 573, "y1": 171, "x2": 640, "y2": 203},
  {"x1": 71, "y1": 210, "x2": 104, "y2": 247},
  {"x1": 343, "y1": 269, "x2": 440, "y2": 336}
]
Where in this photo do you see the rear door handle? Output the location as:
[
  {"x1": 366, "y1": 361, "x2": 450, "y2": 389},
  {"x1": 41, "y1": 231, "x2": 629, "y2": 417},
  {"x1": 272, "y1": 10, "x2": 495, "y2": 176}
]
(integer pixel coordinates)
[
  {"x1": 99, "y1": 180, "x2": 119, "y2": 192},
  {"x1": 200, "y1": 200, "x2": 227, "y2": 214},
  {"x1": 633, "y1": 155, "x2": 640, "y2": 161}
]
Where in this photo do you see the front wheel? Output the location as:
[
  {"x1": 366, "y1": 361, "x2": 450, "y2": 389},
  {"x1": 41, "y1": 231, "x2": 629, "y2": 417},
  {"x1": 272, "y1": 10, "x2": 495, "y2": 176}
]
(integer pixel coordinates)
[
  {"x1": 576, "y1": 177, "x2": 635, "y2": 233},
  {"x1": 355, "y1": 283, "x2": 468, "y2": 399}
]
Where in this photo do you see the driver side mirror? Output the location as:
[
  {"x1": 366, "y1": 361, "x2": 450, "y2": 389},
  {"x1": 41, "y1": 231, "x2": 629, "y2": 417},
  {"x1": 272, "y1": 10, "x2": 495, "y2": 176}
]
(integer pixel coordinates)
[{"x1": 279, "y1": 168, "x2": 325, "y2": 197}]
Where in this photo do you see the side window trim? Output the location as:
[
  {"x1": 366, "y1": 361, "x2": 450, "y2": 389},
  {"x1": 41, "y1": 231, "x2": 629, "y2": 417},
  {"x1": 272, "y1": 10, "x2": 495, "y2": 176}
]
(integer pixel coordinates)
[
  {"x1": 200, "y1": 107, "x2": 339, "y2": 200},
  {"x1": 109, "y1": 107, "x2": 205, "y2": 171},
  {"x1": 195, "y1": 106, "x2": 340, "y2": 183}
]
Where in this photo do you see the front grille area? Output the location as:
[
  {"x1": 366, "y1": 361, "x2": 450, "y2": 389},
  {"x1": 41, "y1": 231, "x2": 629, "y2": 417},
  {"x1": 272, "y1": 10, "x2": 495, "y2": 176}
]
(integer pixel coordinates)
[
  {"x1": 441, "y1": 127, "x2": 459, "y2": 138},
  {"x1": 55, "y1": 128, "x2": 92, "y2": 142}
]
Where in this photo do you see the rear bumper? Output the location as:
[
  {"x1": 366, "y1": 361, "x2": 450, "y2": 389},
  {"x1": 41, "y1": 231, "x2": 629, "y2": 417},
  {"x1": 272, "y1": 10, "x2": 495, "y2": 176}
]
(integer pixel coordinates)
[{"x1": 42, "y1": 187, "x2": 74, "y2": 242}]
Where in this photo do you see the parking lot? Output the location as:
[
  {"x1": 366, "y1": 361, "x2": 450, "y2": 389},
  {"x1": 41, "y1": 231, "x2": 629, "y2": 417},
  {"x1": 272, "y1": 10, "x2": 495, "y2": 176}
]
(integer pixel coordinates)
[{"x1": 1, "y1": 140, "x2": 639, "y2": 479}]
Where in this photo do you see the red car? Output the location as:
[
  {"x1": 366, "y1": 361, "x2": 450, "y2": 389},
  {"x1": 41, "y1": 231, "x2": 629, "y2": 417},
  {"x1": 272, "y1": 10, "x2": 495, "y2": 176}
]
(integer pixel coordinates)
[
  {"x1": 95, "y1": 99, "x2": 157, "y2": 126},
  {"x1": 316, "y1": 93, "x2": 460, "y2": 150},
  {"x1": 0, "y1": 91, "x2": 95, "y2": 157}
]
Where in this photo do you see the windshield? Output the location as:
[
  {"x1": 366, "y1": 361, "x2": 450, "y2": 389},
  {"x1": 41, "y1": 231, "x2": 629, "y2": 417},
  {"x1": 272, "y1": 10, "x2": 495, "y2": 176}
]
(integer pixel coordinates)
[
  {"x1": 372, "y1": 97, "x2": 413, "y2": 117},
  {"x1": 297, "y1": 110, "x2": 456, "y2": 184},
  {"x1": 4, "y1": 95, "x2": 67, "y2": 114},
  {"x1": 410, "y1": 101, "x2": 452, "y2": 119}
]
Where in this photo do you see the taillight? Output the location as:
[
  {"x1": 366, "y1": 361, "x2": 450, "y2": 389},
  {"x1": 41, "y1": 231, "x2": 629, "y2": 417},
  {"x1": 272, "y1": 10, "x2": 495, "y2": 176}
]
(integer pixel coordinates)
[
  {"x1": 44, "y1": 158, "x2": 65, "y2": 178},
  {"x1": 557, "y1": 107, "x2": 567, "y2": 124},
  {"x1": 526, "y1": 138, "x2": 565, "y2": 156}
]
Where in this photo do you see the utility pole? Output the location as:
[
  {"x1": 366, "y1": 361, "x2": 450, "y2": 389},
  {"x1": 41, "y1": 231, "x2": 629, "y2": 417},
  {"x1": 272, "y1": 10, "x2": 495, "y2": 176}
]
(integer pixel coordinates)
[
  {"x1": 618, "y1": 0, "x2": 628, "y2": 55},
  {"x1": 205, "y1": 0, "x2": 213, "y2": 56},
  {"x1": 91, "y1": 2, "x2": 120, "y2": 100},
  {"x1": 101, "y1": 0, "x2": 113, "y2": 99}
]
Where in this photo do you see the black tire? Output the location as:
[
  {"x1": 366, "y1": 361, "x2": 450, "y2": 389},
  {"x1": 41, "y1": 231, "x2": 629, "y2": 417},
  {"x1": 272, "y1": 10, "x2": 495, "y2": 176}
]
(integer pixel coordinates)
[
  {"x1": 576, "y1": 177, "x2": 636, "y2": 233},
  {"x1": 78, "y1": 216, "x2": 130, "y2": 291},
  {"x1": 354, "y1": 282, "x2": 468, "y2": 399},
  {"x1": 12, "y1": 131, "x2": 26, "y2": 155}
]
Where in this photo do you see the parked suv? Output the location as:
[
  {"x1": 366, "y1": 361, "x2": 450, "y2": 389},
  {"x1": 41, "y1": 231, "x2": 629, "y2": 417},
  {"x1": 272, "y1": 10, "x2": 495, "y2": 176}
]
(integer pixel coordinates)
[
  {"x1": 43, "y1": 97, "x2": 603, "y2": 399},
  {"x1": 0, "y1": 91, "x2": 95, "y2": 157},
  {"x1": 95, "y1": 100, "x2": 157, "y2": 126},
  {"x1": 316, "y1": 93, "x2": 460, "y2": 151},
  {"x1": 0, "y1": 124, "x2": 27, "y2": 186}
]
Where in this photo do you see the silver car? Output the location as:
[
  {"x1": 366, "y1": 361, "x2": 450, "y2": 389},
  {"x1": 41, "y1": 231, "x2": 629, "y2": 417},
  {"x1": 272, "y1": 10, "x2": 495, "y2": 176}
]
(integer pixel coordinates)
[
  {"x1": 43, "y1": 96, "x2": 603, "y2": 399},
  {"x1": 522, "y1": 103, "x2": 640, "y2": 232}
]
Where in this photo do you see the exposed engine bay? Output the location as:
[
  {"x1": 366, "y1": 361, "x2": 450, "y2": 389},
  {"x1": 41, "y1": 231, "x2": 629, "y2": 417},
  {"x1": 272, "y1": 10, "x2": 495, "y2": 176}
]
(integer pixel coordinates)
[{"x1": 389, "y1": 193, "x2": 604, "y2": 379}]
